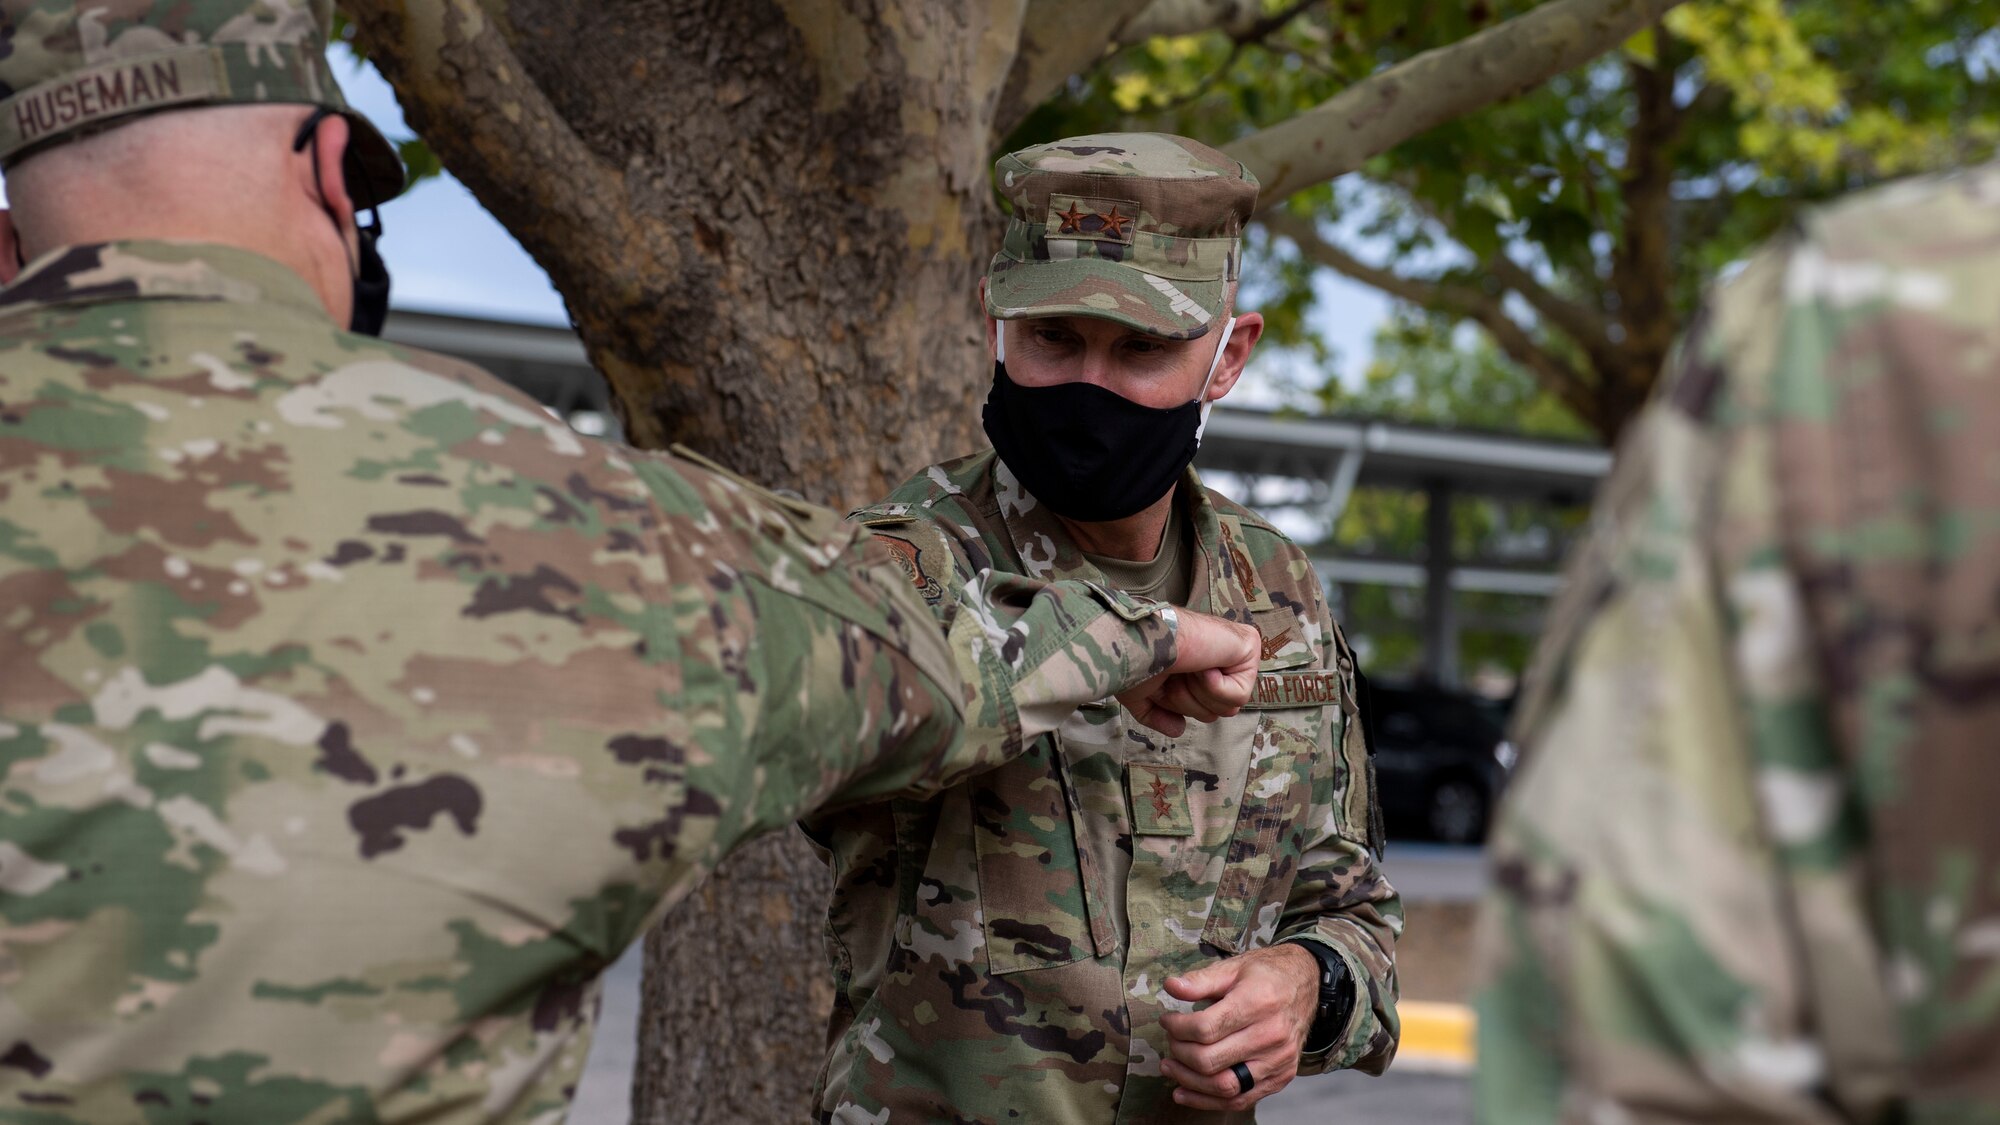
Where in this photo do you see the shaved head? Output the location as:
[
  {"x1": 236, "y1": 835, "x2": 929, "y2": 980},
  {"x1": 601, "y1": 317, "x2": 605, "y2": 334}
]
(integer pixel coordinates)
[
  {"x1": 2, "y1": 102, "x2": 363, "y2": 324},
  {"x1": 9, "y1": 104, "x2": 305, "y2": 241}
]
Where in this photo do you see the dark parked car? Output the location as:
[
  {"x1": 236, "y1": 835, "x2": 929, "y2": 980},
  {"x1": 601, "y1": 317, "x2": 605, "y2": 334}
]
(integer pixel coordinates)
[{"x1": 1362, "y1": 679, "x2": 1516, "y2": 845}]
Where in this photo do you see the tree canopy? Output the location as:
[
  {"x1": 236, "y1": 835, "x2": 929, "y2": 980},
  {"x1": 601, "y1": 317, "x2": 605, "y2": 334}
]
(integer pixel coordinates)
[{"x1": 1022, "y1": 0, "x2": 2000, "y2": 442}]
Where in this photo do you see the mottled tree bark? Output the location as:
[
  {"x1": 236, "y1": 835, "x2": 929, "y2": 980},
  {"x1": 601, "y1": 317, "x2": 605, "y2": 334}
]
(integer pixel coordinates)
[
  {"x1": 1605, "y1": 31, "x2": 1684, "y2": 435},
  {"x1": 340, "y1": 0, "x2": 1674, "y2": 1117},
  {"x1": 634, "y1": 829, "x2": 837, "y2": 1123},
  {"x1": 348, "y1": 0, "x2": 1037, "y2": 507}
]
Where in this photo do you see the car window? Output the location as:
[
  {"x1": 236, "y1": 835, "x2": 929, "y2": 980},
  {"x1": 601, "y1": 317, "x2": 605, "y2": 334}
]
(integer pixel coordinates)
[
  {"x1": 1426, "y1": 698, "x2": 1502, "y2": 746},
  {"x1": 1369, "y1": 688, "x2": 1420, "y2": 744},
  {"x1": 1380, "y1": 711, "x2": 1425, "y2": 741},
  {"x1": 1366, "y1": 685, "x2": 1502, "y2": 748}
]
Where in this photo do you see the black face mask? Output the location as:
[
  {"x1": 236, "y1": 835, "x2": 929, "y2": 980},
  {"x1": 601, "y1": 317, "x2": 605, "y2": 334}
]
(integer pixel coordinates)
[
  {"x1": 983, "y1": 361, "x2": 1200, "y2": 522},
  {"x1": 292, "y1": 108, "x2": 392, "y2": 336}
]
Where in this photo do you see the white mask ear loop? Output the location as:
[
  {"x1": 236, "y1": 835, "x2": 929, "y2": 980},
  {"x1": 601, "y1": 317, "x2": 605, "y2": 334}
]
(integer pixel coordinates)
[
  {"x1": 995, "y1": 322, "x2": 1007, "y2": 364},
  {"x1": 1194, "y1": 315, "x2": 1238, "y2": 444}
]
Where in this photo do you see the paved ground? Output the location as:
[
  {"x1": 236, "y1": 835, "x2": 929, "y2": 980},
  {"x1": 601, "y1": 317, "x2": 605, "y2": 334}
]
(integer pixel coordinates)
[
  {"x1": 569, "y1": 943, "x2": 643, "y2": 1125},
  {"x1": 1378, "y1": 840, "x2": 1486, "y2": 902},
  {"x1": 568, "y1": 842, "x2": 1485, "y2": 1123},
  {"x1": 1260, "y1": 1068, "x2": 1472, "y2": 1124}
]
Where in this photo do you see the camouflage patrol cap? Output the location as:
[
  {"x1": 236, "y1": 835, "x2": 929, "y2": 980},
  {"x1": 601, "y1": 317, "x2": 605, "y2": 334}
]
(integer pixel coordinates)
[
  {"x1": 986, "y1": 132, "x2": 1258, "y2": 341},
  {"x1": 0, "y1": 0, "x2": 404, "y2": 203}
]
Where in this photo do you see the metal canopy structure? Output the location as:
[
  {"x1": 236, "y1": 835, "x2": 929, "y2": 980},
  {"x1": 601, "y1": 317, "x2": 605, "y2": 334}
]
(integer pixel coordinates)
[
  {"x1": 1199, "y1": 411, "x2": 1611, "y2": 509},
  {"x1": 384, "y1": 308, "x2": 1612, "y2": 684},
  {"x1": 1195, "y1": 411, "x2": 1609, "y2": 685},
  {"x1": 386, "y1": 309, "x2": 612, "y2": 422}
]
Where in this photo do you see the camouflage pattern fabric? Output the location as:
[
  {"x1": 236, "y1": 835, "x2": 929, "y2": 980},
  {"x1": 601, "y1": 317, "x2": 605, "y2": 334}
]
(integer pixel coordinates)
[
  {"x1": 1476, "y1": 165, "x2": 2000, "y2": 1122},
  {"x1": 986, "y1": 132, "x2": 1257, "y2": 341},
  {"x1": 0, "y1": 0, "x2": 404, "y2": 198},
  {"x1": 809, "y1": 452, "x2": 1401, "y2": 1124},
  {"x1": 0, "y1": 241, "x2": 1190, "y2": 1123}
]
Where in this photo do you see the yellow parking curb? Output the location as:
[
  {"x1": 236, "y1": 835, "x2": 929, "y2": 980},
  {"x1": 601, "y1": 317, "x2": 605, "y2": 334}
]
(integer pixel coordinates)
[{"x1": 1396, "y1": 1001, "x2": 1474, "y2": 1073}]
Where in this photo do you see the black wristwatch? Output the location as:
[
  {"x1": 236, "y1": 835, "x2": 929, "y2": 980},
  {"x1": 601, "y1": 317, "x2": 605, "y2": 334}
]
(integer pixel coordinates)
[{"x1": 1291, "y1": 940, "x2": 1356, "y2": 1055}]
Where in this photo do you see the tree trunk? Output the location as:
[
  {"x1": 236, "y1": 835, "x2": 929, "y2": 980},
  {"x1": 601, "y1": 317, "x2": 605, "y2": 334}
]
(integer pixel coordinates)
[
  {"x1": 1606, "y1": 34, "x2": 1681, "y2": 443},
  {"x1": 634, "y1": 829, "x2": 836, "y2": 1124},
  {"x1": 345, "y1": 4, "x2": 1042, "y2": 1121},
  {"x1": 349, "y1": 0, "x2": 1027, "y2": 506}
]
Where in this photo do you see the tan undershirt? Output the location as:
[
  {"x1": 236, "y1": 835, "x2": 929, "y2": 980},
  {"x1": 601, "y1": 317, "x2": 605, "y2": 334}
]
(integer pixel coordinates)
[{"x1": 1081, "y1": 500, "x2": 1194, "y2": 607}]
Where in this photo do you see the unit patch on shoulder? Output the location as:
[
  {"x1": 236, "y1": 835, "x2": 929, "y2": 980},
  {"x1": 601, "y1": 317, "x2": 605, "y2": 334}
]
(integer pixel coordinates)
[
  {"x1": 877, "y1": 534, "x2": 943, "y2": 602},
  {"x1": 857, "y1": 513, "x2": 953, "y2": 606}
]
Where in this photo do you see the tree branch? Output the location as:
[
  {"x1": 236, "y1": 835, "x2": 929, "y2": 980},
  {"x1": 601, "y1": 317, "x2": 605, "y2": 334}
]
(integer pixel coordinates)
[
  {"x1": 1117, "y1": 0, "x2": 1320, "y2": 46},
  {"x1": 1608, "y1": 28, "x2": 1680, "y2": 402},
  {"x1": 1228, "y1": 0, "x2": 1688, "y2": 207},
  {"x1": 1119, "y1": 0, "x2": 1257, "y2": 42},
  {"x1": 992, "y1": 0, "x2": 1158, "y2": 140},
  {"x1": 1365, "y1": 173, "x2": 1624, "y2": 373},
  {"x1": 1486, "y1": 250, "x2": 1619, "y2": 367},
  {"x1": 344, "y1": 0, "x2": 638, "y2": 299},
  {"x1": 1264, "y1": 211, "x2": 1599, "y2": 422}
]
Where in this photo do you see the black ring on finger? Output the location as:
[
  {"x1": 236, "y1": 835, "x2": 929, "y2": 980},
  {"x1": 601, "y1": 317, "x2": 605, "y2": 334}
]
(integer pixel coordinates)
[{"x1": 1231, "y1": 1061, "x2": 1255, "y2": 1094}]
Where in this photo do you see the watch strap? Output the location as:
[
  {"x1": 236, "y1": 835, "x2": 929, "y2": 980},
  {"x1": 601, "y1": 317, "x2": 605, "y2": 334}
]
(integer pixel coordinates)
[{"x1": 1292, "y1": 939, "x2": 1356, "y2": 1056}]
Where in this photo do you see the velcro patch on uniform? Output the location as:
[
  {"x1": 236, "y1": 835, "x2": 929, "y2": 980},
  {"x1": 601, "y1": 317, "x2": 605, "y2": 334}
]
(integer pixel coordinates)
[
  {"x1": 1128, "y1": 763, "x2": 1194, "y2": 836},
  {"x1": 1046, "y1": 195, "x2": 1140, "y2": 244},
  {"x1": 0, "y1": 51, "x2": 222, "y2": 159},
  {"x1": 1216, "y1": 515, "x2": 1274, "y2": 611},
  {"x1": 1243, "y1": 670, "x2": 1343, "y2": 710},
  {"x1": 856, "y1": 513, "x2": 953, "y2": 606},
  {"x1": 875, "y1": 534, "x2": 944, "y2": 603}
]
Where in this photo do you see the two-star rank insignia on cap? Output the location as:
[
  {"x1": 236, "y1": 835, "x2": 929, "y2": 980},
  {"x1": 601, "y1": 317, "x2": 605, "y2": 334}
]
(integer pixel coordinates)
[{"x1": 1047, "y1": 195, "x2": 1139, "y2": 244}]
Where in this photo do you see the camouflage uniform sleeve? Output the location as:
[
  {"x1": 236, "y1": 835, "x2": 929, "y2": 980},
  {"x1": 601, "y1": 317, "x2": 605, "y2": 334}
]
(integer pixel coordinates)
[
  {"x1": 653, "y1": 482, "x2": 1181, "y2": 829},
  {"x1": 850, "y1": 507, "x2": 1183, "y2": 783},
  {"x1": 1472, "y1": 239, "x2": 1893, "y2": 1122},
  {"x1": 1278, "y1": 596, "x2": 1402, "y2": 1077}
]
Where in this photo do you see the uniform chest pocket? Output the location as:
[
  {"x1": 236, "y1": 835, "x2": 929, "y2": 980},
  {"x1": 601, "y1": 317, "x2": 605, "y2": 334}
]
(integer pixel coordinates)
[
  {"x1": 971, "y1": 735, "x2": 1099, "y2": 975},
  {"x1": 1198, "y1": 708, "x2": 1328, "y2": 953}
]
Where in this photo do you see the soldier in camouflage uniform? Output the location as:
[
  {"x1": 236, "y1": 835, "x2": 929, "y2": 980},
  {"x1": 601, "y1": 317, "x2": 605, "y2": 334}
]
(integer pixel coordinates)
[
  {"x1": 1476, "y1": 165, "x2": 2000, "y2": 1121},
  {"x1": 809, "y1": 134, "x2": 1401, "y2": 1124},
  {"x1": 0, "y1": 8, "x2": 1269, "y2": 1121}
]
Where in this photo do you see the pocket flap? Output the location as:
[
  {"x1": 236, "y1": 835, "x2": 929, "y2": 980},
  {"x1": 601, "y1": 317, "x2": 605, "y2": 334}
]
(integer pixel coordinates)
[{"x1": 973, "y1": 740, "x2": 1097, "y2": 974}]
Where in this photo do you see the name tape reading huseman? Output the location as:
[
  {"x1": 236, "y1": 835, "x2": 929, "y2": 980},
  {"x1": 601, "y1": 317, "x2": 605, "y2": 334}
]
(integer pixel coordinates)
[{"x1": 2, "y1": 53, "x2": 222, "y2": 157}]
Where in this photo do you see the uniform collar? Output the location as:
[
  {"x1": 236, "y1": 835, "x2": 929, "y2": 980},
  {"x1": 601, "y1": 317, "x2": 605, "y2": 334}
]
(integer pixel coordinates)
[
  {"x1": 988, "y1": 453, "x2": 1253, "y2": 621},
  {"x1": 0, "y1": 240, "x2": 330, "y2": 322}
]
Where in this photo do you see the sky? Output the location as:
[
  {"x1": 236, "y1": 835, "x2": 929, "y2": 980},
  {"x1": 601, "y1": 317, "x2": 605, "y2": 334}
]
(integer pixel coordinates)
[
  {"x1": 334, "y1": 55, "x2": 573, "y2": 326},
  {"x1": 326, "y1": 55, "x2": 1395, "y2": 405}
]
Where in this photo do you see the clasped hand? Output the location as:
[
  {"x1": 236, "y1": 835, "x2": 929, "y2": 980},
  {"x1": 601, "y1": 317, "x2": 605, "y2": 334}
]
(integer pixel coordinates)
[
  {"x1": 1117, "y1": 610, "x2": 1260, "y2": 736},
  {"x1": 1158, "y1": 943, "x2": 1322, "y2": 1113}
]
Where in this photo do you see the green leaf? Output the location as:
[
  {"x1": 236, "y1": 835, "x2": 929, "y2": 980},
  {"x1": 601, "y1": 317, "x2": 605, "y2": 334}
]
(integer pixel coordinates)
[{"x1": 397, "y1": 137, "x2": 444, "y2": 185}]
